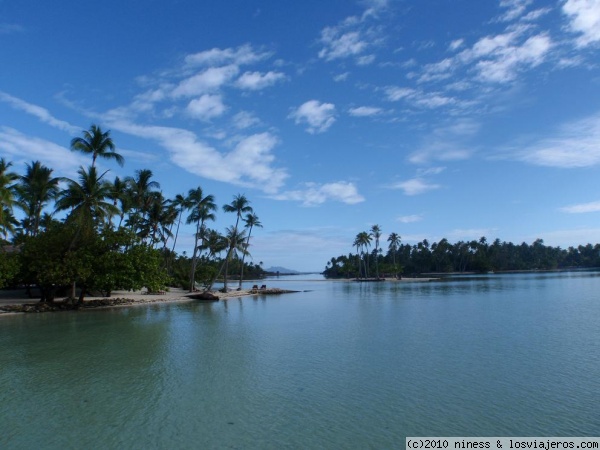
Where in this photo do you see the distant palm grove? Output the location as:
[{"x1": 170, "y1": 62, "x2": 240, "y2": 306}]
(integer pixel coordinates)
[
  {"x1": 323, "y1": 225, "x2": 600, "y2": 279},
  {"x1": 0, "y1": 125, "x2": 265, "y2": 302}
]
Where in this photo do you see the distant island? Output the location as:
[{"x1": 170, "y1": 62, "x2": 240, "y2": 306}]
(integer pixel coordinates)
[{"x1": 264, "y1": 266, "x2": 301, "y2": 275}]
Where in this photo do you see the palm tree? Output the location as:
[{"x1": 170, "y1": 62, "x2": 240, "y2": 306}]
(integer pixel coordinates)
[
  {"x1": 108, "y1": 176, "x2": 128, "y2": 229},
  {"x1": 169, "y1": 193, "x2": 190, "y2": 255},
  {"x1": 217, "y1": 194, "x2": 253, "y2": 291},
  {"x1": 221, "y1": 226, "x2": 247, "y2": 292},
  {"x1": 371, "y1": 224, "x2": 382, "y2": 279},
  {"x1": 0, "y1": 158, "x2": 19, "y2": 239},
  {"x1": 55, "y1": 166, "x2": 118, "y2": 235},
  {"x1": 125, "y1": 169, "x2": 160, "y2": 236},
  {"x1": 16, "y1": 161, "x2": 62, "y2": 237},
  {"x1": 238, "y1": 212, "x2": 262, "y2": 289},
  {"x1": 356, "y1": 231, "x2": 372, "y2": 279},
  {"x1": 186, "y1": 187, "x2": 216, "y2": 291},
  {"x1": 387, "y1": 232, "x2": 401, "y2": 279},
  {"x1": 70, "y1": 124, "x2": 124, "y2": 168}
]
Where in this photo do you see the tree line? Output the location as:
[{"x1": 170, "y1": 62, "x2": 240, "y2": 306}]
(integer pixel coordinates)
[
  {"x1": 323, "y1": 227, "x2": 600, "y2": 279},
  {"x1": 0, "y1": 124, "x2": 265, "y2": 302}
]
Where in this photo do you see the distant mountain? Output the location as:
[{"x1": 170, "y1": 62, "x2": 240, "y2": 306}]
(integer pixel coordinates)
[{"x1": 264, "y1": 266, "x2": 300, "y2": 274}]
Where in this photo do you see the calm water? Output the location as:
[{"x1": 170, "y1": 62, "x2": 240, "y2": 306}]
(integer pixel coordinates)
[{"x1": 1, "y1": 272, "x2": 599, "y2": 449}]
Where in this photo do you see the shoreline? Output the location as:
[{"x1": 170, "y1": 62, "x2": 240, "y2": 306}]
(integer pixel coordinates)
[{"x1": 0, "y1": 287, "x2": 298, "y2": 316}]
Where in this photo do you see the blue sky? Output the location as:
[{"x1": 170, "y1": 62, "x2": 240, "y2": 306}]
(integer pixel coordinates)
[{"x1": 1, "y1": 0, "x2": 600, "y2": 272}]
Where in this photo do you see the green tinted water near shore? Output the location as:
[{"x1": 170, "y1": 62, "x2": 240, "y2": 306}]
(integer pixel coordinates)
[{"x1": 1, "y1": 272, "x2": 599, "y2": 449}]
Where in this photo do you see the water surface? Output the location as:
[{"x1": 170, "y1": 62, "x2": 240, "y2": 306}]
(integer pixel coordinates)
[{"x1": 1, "y1": 272, "x2": 599, "y2": 448}]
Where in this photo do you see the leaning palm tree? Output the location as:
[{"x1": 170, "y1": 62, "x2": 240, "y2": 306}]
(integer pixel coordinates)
[
  {"x1": 186, "y1": 187, "x2": 216, "y2": 291},
  {"x1": 221, "y1": 226, "x2": 247, "y2": 292},
  {"x1": 0, "y1": 158, "x2": 19, "y2": 238},
  {"x1": 387, "y1": 232, "x2": 401, "y2": 278},
  {"x1": 238, "y1": 212, "x2": 262, "y2": 290},
  {"x1": 169, "y1": 193, "x2": 190, "y2": 255},
  {"x1": 371, "y1": 224, "x2": 382, "y2": 279},
  {"x1": 15, "y1": 161, "x2": 62, "y2": 237},
  {"x1": 70, "y1": 124, "x2": 124, "y2": 168}
]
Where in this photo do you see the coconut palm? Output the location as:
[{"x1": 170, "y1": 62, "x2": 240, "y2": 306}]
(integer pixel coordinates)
[
  {"x1": 125, "y1": 169, "x2": 160, "y2": 235},
  {"x1": 16, "y1": 161, "x2": 62, "y2": 237},
  {"x1": 0, "y1": 158, "x2": 19, "y2": 239},
  {"x1": 238, "y1": 212, "x2": 262, "y2": 289},
  {"x1": 186, "y1": 187, "x2": 216, "y2": 291},
  {"x1": 212, "y1": 194, "x2": 252, "y2": 291},
  {"x1": 221, "y1": 226, "x2": 247, "y2": 292},
  {"x1": 70, "y1": 124, "x2": 124, "y2": 168},
  {"x1": 387, "y1": 232, "x2": 401, "y2": 279},
  {"x1": 168, "y1": 194, "x2": 189, "y2": 255},
  {"x1": 55, "y1": 166, "x2": 118, "y2": 235},
  {"x1": 355, "y1": 231, "x2": 372, "y2": 278},
  {"x1": 371, "y1": 224, "x2": 382, "y2": 279}
]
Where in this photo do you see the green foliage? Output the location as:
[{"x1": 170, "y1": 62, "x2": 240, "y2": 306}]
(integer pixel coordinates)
[{"x1": 0, "y1": 249, "x2": 20, "y2": 288}]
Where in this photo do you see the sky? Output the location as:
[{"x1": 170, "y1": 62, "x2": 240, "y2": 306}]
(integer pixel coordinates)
[{"x1": 1, "y1": 0, "x2": 600, "y2": 272}]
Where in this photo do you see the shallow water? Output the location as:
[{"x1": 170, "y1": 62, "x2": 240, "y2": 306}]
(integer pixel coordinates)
[{"x1": 1, "y1": 272, "x2": 599, "y2": 449}]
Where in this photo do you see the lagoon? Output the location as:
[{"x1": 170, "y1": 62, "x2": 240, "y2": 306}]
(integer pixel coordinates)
[{"x1": 1, "y1": 272, "x2": 599, "y2": 448}]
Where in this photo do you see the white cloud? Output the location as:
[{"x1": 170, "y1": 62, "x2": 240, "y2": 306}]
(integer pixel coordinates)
[
  {"x1": 389, "y1": 178, "x2": 441, "y2": 196},
  {"x1": 172, "y1": 65, "x2": 239, "y2": 98},
  {"x1": 0, "y1": 92, "x2": 79, "y2": 133},
  {"x1": 235, "y1": 71, "x2": 286, "y2": 90},
  {"x1": 232, "y1": 111, "x2": 261, "y2": 129},
  {"x1": 272, "y1": 181, "x2": 365, "y2": 206},
  {"x1": 357, "y1": 54, "x2": 376, "y2": 65},
  {"x1": 498, "y1": 0, "x2": 533, "y2": 22},
  {"x1": 348, "y1": 106, "x2": 382, "y2": 117},
  {"x1": 106, "y1": 120, "x2": 287, "y2": 193},
  {"x1": 319, "y1": 30, "x2": 368, "y2": 61},
  {"x1": 186, "y1": 94, "x2": 227, "y2": 121},
  {"x1": 563, "y1": 0, "x2": 600, "y2": 47},
  {"x1": 516, "y1": 112, "x2": 600, "y2": 168},
  {"x1": 397, "y1": 214, "x2": 423, "y2": 223},
  {"x1": 184, "y1": 44, "x2": 272, "y2": 67},
  {"x1": 289, "y1": 100, "x2": 336, "y2": 134},
  {"x1": 474, "y1": 34, "x2": 552, "y2": 83},
  {"x1": 560, "y1": 200, "x2": 600, "y2": 213},
  {"x1": 448, "y1": 39, "x2": 465, "y2": 51},
  {"x1": 385, "y1": 86, "x2": 458, "y2": 110},
  {"x1": 333, "y1": 72, "x2": 349, "y2": 82},
  {"x1": 0, "y1": 127, "x2": 87, "y2": 174},
  {"x1": 385, "y1": 86, "x2": 416, "y2": 101}
]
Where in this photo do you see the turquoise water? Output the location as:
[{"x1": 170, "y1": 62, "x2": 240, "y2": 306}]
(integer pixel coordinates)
[{"x1": 1, "y1": 272, "x2": 599, "y2": 449}]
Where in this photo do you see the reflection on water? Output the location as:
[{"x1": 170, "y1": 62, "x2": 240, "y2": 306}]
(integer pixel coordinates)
[{"x1": 1, "y1": 271, "x2": 600, "y2": 448}]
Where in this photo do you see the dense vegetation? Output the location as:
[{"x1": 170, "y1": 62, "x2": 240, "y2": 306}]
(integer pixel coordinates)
[
  {"x1": 323, "y1": 225, "x2": 600, "y2": 279},
  {"x1": 0, "y1": 125, "x2": 265, "y2": 302}
]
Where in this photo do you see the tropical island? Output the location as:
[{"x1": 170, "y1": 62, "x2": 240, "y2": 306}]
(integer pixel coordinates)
[
  {"x1": 0, "y1": 124, "x2": 270, "y2": 309},
  {"x1": 323, "y1": 225, "x2": 600, "y2": 279}
]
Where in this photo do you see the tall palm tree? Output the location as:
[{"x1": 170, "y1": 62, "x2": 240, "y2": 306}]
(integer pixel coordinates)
[
  {"x1": 371, "y1": 224, "x2": 382, "y2": 279},
  {"x1": 125, "y1": 169, "x2": 160, "y2": 236},
  {"x1": 108, "y1": 176, "x2": 128, "y2": 229},
  {"x1": 0, "y1": 158, "x2": 19, "y2": 239},
  {"x1": 221, "y1": 226, "x2": 247, "y2": 292},
  {"x1": 16, "y1": 161, "x2": 62, "y2": 237},
  {"x1": 169, "y1": 194, "x2": 189, "y2": 255},
  {"x1": 70, "y1": 124, "x2": 124, "y2": 168},
  {"x1": 217, "y1": 194, "x2": 253, "y2": 291},
  {"x1": 238, "y1": 212, "x2": 262, "y2": 290},
  {"x1": 55, "y1": 166, "x2": 118, "y2": 235},
  {"x1": 387, "y1": 232, "x2": 401, "y2": 279},
  {"x1": 186, "y1": 187, "x2": 216, "y2": 291},
  {"x1": 356, "y1": 231, "x2": 372, "y2": 279}
]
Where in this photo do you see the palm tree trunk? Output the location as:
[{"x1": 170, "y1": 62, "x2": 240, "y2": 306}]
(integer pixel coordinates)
[
  {"x1": 237, "y1": 226, "x2": 253, "y2": 290},
  {"x1": 189, "y1": 220, "x2": 201, "y2": 291}
]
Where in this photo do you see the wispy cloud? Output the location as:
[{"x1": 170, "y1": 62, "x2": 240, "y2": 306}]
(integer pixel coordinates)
[
  {"x1": 516, "y1": 112, "x2": 600, "y2": 168},
  {"x1": 0, "y1": 127, "x2": 87, "y2": 174},
  {"x1": 388, "y1": 178, "x2": 441, "y2": 196},
  {"x1": 409, "y1": 119, "x2": 479, "y2": 164},
  {"x1": 397, "y1": 214, "x2": 423, "y2": 223},
  {"x1": 560, "y1": 200, "x2": 600, "y2": 214},
  {"x1": 0, "y1": 23, "x2": 24, "y2": 34},
  {"x1": 348, "y1": 106, "x2": 382, "y2": 117},
  {"x1": 289, "y1": 100, "x2": 336, "y2": 134},
  {"x1": 272, "y1": 181, "x2": 365, "y2": 206},
  {"x1": 235, "y1": 71, "x2": 286, "y2": 90},
  {"x1": 563, "y1": 0, "x2": 600, "y2": 47},
  {"x1": 0, "y1": 92, "x2": 79, "y2": 133},
  {"x1": 186, "y1": 94, "x2": 227, "y2": 121},
  {"x1": 184, "y1": 44, "x2": 272, "y2": 68}
]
